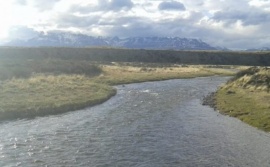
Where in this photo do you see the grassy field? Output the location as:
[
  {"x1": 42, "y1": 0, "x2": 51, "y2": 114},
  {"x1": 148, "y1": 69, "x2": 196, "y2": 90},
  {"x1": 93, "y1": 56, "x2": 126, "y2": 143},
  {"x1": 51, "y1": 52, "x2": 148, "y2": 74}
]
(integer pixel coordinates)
[
  {"x1": 0, "y1": 59, "x2": 237, "y2": 121},
  {"x1": 3, "y1": 56, "x2": 268, "y2": 132},
  {"x1": 94, "y1": 64, "x2": 235, "y2": 85},
  {"x1": 216, "y1": 67, "x2": 270, "y2": 131},
  {"x1": 0, "y1": 74, "x2": 116, "y2": 120}
]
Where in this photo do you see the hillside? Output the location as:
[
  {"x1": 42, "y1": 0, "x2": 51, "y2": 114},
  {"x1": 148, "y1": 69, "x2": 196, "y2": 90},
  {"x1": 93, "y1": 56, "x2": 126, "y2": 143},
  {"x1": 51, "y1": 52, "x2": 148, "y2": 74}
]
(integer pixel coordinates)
[{"x1": 0, "y1": 47, "x2": 270, "y2": 66}]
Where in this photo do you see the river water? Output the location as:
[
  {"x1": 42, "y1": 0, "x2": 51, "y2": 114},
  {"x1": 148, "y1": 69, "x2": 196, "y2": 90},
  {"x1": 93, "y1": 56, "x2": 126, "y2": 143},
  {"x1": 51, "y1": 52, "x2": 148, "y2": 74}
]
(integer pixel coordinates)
[{"x1": 1, "y1": 77, "x2": 270, "y2": 167}]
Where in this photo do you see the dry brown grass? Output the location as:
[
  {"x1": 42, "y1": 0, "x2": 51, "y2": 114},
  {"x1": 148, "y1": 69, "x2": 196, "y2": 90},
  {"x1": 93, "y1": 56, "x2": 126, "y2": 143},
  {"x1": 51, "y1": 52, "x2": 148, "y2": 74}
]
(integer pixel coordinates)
[{"x1": 93, "y1": 65, "x2": 236, "y2": 85}]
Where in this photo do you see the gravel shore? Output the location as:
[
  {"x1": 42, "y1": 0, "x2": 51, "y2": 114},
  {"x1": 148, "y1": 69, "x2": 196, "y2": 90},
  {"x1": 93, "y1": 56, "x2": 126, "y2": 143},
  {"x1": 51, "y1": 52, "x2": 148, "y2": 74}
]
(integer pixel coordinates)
[{"x1": 202, "y1": 92, "x2": 217, "y2": 110}]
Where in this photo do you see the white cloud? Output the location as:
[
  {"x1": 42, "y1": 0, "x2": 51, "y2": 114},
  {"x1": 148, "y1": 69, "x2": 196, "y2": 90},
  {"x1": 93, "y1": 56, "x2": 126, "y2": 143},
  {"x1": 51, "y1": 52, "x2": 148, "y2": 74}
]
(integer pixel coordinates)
[
  {"x1": 0, "y1": 0, "x2": 270, "y2": 49},
  {"x1": 249, "y1": 0, "x2": 270, "y2": 7}
]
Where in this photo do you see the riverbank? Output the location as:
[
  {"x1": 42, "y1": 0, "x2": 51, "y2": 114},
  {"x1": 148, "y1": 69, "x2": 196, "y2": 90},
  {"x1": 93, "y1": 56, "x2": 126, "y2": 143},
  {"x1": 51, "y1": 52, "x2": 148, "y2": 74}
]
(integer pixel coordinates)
[
  {"x1": 4, "y1": 76, "x2": 270, "y2": 167},
  {"x1": 0, "y1": 62, "x2": 237, "y2": 121},
  {"x1": 209, "y1": 67, "x2": 270, "y2": 132},
  {"x1": 0, "y1": 75, "x2": 116, "y2": 120}
]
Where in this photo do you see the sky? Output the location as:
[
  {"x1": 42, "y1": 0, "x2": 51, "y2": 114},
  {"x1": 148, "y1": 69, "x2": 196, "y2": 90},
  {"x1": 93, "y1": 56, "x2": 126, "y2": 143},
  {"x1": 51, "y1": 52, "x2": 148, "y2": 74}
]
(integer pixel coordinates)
[{"x1": 0, "y1": 0, "x2": 270, "y2": 49}]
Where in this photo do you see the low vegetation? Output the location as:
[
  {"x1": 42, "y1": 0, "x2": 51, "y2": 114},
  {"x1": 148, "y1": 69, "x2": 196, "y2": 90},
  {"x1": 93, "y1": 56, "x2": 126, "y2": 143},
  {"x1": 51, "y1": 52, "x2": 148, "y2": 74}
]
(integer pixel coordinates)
[
  {"x1": 0, "y1": 59, "x2": 101, "y2": 80},
  {"x1": 215, "y1": 67, "x2": 270, "y2": 131},
  {"x1": 0, "y1": 56, "x2": 237, "y2": 120},
  {"x1": 3, "y1": 47, "x2": 270, "y2": 127},
  {"x1": 94, "y1": 64, "x2": 235, "y2": 85},
  {"x1": 0, "y1": 74, "x2": 116, "y2": 120},
  {"x1": 1, "y1": 47, "x2": 270, "y2": 66}
]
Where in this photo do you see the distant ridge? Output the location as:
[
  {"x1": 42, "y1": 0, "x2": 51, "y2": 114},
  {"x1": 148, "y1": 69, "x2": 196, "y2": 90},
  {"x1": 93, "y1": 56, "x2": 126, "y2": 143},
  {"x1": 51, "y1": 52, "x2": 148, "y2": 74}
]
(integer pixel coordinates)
[
  {"x1": 3, "y1": 32, "x2": 218, "y2": 50},
  {"x1": 246, "y1": 47, "x2": 270, "y2": 52}
]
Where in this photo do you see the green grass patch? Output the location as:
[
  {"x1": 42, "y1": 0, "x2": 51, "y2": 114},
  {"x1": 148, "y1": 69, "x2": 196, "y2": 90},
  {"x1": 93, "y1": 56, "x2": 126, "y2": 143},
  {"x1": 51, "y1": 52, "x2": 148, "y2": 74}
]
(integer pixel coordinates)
[
  {"x1": 0, "y1": 74, "x2": 116, "y2": 120},
  {"x1": 216, "y1": 67, "x2": 270, "y2": 131}
]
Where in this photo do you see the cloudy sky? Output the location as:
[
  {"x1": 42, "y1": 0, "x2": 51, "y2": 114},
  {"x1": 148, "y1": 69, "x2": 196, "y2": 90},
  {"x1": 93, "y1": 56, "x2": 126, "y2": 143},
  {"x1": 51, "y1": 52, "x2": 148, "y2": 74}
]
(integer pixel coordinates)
[{"x1": 0, "y1": 0, "x2": 270, "y2": 49}]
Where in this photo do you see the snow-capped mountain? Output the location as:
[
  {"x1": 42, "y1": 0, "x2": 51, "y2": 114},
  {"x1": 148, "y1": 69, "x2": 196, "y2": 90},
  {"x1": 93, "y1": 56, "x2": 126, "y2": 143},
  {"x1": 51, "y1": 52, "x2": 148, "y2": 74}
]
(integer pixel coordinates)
[
  {"x1": 106, "y1": 36, "x2": 217, "y2": 50},
  {"x1": 7, "y1": 32, "x2": 108, "y2": 47},
  {"x1": 4, "y1": 32, "x2": 218, "y2": 50}
]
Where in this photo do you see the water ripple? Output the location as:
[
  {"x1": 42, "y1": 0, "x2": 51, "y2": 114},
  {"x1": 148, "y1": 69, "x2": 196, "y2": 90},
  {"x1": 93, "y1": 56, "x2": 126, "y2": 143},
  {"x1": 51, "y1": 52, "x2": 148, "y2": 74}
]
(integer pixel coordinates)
[{"x1": 1, "y1": 77, "x2": 270, "y2": 166}]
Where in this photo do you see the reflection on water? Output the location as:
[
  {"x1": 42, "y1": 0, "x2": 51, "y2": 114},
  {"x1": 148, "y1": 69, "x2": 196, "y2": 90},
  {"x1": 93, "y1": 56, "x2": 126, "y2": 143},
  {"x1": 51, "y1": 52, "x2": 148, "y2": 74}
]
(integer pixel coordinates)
[{"x1": 1, "y1": 76, "x2": 270, "y2": 167}]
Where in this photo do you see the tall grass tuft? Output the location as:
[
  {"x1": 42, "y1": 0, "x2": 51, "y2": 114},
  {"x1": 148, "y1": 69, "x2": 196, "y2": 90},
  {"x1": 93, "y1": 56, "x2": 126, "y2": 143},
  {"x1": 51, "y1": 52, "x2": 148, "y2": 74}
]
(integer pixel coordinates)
[
  {"x1": 216, "y1": 67, "x2": 270, "y2": 131},
  {"x1": 226, "y1": 67, "x2": 270, "y2": 92}
]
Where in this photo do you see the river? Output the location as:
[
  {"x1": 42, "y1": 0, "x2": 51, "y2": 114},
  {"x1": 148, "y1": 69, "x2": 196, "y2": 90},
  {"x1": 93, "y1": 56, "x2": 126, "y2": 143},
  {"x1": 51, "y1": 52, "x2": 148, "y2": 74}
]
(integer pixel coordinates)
[{"x1": 1, "y1": 77, "x2": 270, "y2": 167}]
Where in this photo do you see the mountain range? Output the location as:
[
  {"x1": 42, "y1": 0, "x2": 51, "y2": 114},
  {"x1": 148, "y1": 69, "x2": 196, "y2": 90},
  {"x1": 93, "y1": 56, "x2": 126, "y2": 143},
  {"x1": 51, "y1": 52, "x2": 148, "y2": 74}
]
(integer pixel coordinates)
[{"x1": 2, "y1": 32, "x2": 221, "y2": 50}]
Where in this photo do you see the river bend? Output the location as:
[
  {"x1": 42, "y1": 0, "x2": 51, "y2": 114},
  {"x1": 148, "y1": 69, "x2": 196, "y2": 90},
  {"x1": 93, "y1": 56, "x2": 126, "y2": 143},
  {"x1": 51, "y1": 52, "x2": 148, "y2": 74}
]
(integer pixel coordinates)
[{"x1": 1, "y1": 77, "x2": 270, "y2": 167}]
